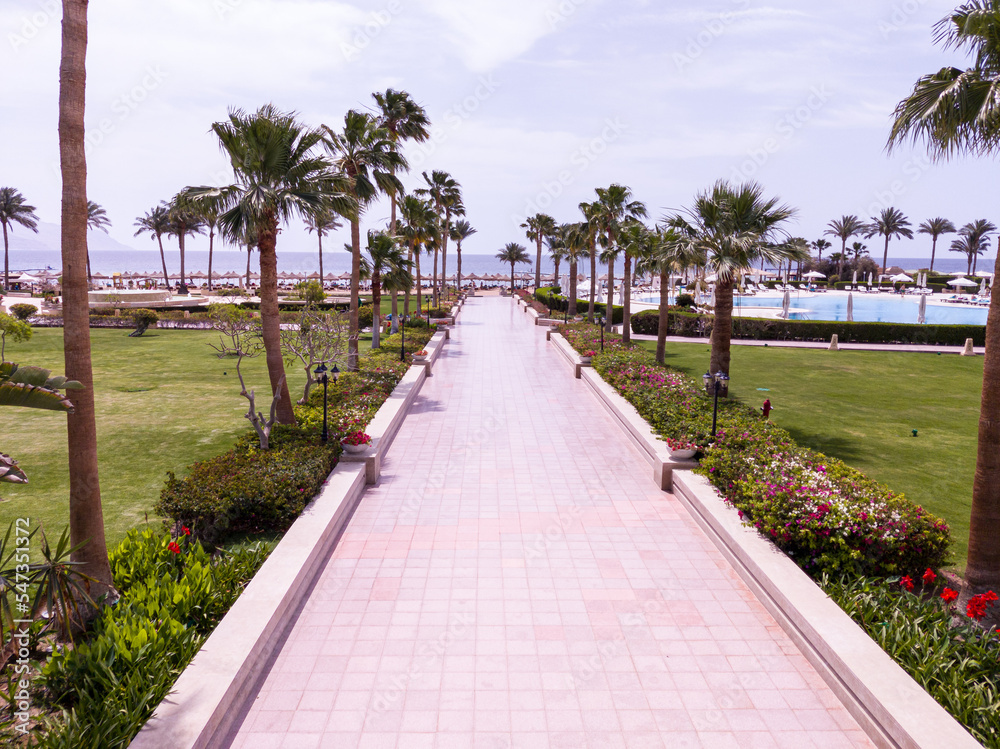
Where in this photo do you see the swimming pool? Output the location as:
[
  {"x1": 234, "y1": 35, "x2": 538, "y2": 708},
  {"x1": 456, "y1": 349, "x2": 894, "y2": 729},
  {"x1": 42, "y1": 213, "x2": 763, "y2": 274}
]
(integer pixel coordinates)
[{"x1": 636, "y1": 292, "x2": 989, "y2": 325}]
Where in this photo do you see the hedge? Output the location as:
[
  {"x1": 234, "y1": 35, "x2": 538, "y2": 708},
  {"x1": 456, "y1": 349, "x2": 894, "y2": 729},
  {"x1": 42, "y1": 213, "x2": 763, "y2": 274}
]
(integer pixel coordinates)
[
  {"x1": 629, "y1": 308, "x2": 986, "y2": 346},
  {"x1": 534, "y1": 287, "x2": 624, "y2": 324}
]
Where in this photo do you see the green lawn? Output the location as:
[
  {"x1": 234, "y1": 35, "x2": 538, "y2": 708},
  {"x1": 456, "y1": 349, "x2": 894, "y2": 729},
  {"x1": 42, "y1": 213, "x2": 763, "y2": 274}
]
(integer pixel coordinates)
[
  {"x1": 0, "y1": 327, "x2": 337, "y2": 550},
  {"x1": 637, "y1": 340, "x2": 982, "y2": 570}
]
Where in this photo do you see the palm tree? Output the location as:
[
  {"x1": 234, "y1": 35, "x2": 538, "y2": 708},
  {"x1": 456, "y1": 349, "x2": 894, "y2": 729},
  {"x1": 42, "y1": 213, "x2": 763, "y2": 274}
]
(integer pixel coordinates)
[
  {"x1": 824, "y1": 215, "x2": 866, "y2": 273},
  {"x1": 496, "y1": 242, "x2": 531, "y2": 294},
  {"x1": 417, "y1": 170, "x2": 462, "y2": 304},
  {"x1": 618, "y1": 219, "x2": 655, "y2": 343},
  {"x1": 952, "y1": 219, "x2": 997, "y2": 275},
  {"x1": 811, "y1": 237, "x2": 831, "y2": 260},
  {"x1": 562, "y1": 222, "x2": 590, "y2": 317},
  {"x1": 0, "y1": 188, "x2": 40, "y2": 290},
  {"x1": 304, "y1": 208, "x2": 342, "y2": 286},
  {"x1": 888, "y1": 0, "x2": 1000, "y2": 609},
  {"x1": 918, "y1": 217, "x2": 957, "y2": 272},
  {"x1": 865, "y1": 207, "x2": 913, "y2": 273},
  {"x1": 191, "y1": 196, "x2": 223, "y2": 291},
  {"x1": 680, "y1": 180, "x2": 804, "y2": 387},
  {"x1": 323, "y1": 110, "x2": 404, "y2": 370},
  {"x1": 521, "y1": 213, "x2": 557, "y2": 291},
  {"x1": 547, "y1": 228, "x2": 568, "y2": 291},
  {"x1": 594, "y1": 184, "x2": 648, "y2": 337},
  {"x1": 85, "y1": 200, "x2": 110, "y2": 285},
  {"x1": 185, "y1": 105, "x2": 347, "y2": 424},
  {"x1": 399, "y1": 193, "x2": 436, "y2": 315},
  {"x1": 579, "y1": 201, "x2": 600, "y2": 322},
  {"x1": 133, "y1": 204, "x2": 172, "y2": 289},
  {"x1": 372, "y1": 89, "x2": 430, "y2": 234},
  {"x1": 59, "y1": 0, "x2": 116, "y2": 599},
  {"x1": 362, "y1": 230, "x2": 409, "y2": 348},
  {"x1": 166, "y1": 197, "x2": 205, "y2": 293},
  {"x1": 647, "y1": 217, "x2": 704, "y2": 364},
  {"x1": 450, "y1": 219, "x2": 477, "y2": 293}
]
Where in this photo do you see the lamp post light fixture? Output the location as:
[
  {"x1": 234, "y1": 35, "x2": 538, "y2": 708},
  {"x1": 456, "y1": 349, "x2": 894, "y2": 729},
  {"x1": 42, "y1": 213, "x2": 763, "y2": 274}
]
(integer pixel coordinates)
[
  {"x1": 399, "y1": 314, "x2": 408, "y2": 362},
  {"x1": 599, "y1": 316, "x2": 606, "y2": 351},
  {"x1": 703, "y1": 370, "x2": 730, "y2": 439},
  {"x1": 314, "y1": 362, "x2": 330, "y2": 443}
]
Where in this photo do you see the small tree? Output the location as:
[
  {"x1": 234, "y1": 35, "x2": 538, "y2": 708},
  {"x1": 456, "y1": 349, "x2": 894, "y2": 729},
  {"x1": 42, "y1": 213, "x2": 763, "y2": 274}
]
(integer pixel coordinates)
[
  {"x1": 128, "y1": 308, "x2": 158, "y2": 337},
  {"x1": 293, "y1": 279, "x2": 325, "y2": 306},
  {"x1": 280, "y1": 309, "x2": 349, "y2": 403},
  {"x1": 0, "y1": 312, "x2": 31, "y2": 359},
  {"x1": 207, "y1": 303, "x2": 283, "y2": 449},
  {"x1": 9, "y1": 303, "x2": 38, "y2": 321}
]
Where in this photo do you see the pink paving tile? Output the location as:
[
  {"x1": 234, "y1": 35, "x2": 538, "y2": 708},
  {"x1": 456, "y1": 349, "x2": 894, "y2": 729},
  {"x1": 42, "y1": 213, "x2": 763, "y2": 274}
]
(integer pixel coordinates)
[{"x1": 224, "y1": 298, "x2": 876, "y2": 749}]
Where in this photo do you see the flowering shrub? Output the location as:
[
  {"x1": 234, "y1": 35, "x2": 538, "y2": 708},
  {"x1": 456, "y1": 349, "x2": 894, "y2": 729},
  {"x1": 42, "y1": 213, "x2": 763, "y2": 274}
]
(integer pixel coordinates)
[
  {"x1": 342, "y1": 431, "x2": 372, "y2": 446},
  {"x1": 575, "y1": 326, "x2": 949, "y2": 578},
  {"x1": 823, "y1": 575, "x2": 1000, "y2": 746},
  {"x1": 415, "y1": 349, "x2": 428, "y2": 357},
  {"x1": 967, "y1": 590, "x2": 999, "y2": 622}
]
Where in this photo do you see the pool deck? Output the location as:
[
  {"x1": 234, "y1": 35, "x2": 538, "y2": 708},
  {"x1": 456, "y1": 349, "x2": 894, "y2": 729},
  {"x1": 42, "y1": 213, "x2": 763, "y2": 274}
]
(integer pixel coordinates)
[{"x1": 221, "y1": 296, "x2": 877, "y2": 749}]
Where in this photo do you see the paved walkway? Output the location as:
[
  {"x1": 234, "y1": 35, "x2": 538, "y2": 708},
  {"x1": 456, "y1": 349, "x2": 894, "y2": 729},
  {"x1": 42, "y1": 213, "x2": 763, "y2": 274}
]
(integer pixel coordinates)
[{"x1": 225, "y1": 297, "x2": 874, "y2": 749}]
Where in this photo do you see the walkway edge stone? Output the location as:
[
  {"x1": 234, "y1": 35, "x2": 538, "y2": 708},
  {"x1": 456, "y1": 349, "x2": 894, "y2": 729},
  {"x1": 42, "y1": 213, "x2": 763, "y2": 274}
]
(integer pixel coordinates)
[
  {"x1": 671, "y1": 472, "x2": 981, "y2": 749},
  {"x1": 129, "y1": 462, "x2": 368, "y2": 749},
  {"x1": 130, "y1": 346, "x2": 446, "y2": 749},
  {"x1": 551, "y1": 334, "x2": 981, "y2": 748}
]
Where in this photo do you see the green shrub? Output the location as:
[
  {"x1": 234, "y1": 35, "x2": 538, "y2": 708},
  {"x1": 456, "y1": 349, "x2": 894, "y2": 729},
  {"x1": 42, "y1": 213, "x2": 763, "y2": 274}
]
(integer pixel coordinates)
[
  {"x1": 88, "y1": 307, "x2": 117, "y2": 317},
  {"x1": 358, "y1": 303, "x2": 373, "y2": 328},
  {"x1": 588, "y1": 340, "x2": 950, "y2": 578},
  {"x1": 37, "y1": 528, "x2": 270, "y2": 748},
  {"x1": 156, "y1": 428, "x2": 339, "y2": 540},
  {"x1": 128, "y1": 308, "x2": 159, "y2": 336},
  {"x1": 675, "y1": 292, "x2": 695, "y2": 308},
  {"x1": 9, "y1": 303, "x2": 39, "y2": 321}
]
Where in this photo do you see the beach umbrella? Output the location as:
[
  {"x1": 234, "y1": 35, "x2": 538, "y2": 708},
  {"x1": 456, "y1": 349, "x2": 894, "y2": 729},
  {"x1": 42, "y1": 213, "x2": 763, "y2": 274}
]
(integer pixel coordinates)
[
  {"x1": 867, "y1": 272, "x2": 873, "y2": 286},
  {"x1": 781, "y1": 289, "x2": 791, "y2": 319},
  {"x1": 981, "y1": 278, "x2": 988, "y2": 295},
  {"x1": 917, "y1": 293, "x2": 927, "y2": 324},
  {"x1": 949, "y1": 277, "x2": 978, "y2": 287},
  {"x1": 695, "y1": 280, "x2": 702, "y2": 300},
  {"x1": 704, "y1": 274, "x2": 718, "y2": 283},
  {"x1": 846, "y1": 292, "x2": 853, "y2": 322},
  {"x1": 852, "y1": 270, "x2": 858, "y2": 285},
  {"x1": 803, "y1": 271, "x2": 825, "y2": 279},
  {"x1": 708, "y1": 287, "x2": 716, "y2": 307},
  {"x1": 890, "y1": 273, "x2": 913, "y2": 283}
]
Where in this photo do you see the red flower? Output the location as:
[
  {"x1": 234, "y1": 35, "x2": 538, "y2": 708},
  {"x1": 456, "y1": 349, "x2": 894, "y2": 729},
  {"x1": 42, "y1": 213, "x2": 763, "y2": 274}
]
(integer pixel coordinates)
[
  {"x1": 182, "y1": 526, "x2": 191, "y2": 536},
  {"x1": 966, "y1": 591, "x2": 998, "y2": 621},
  {"x1": 940, "y1": 588, "x2": 958, "y2": 603},
  {"x1": 899, "y1": 576, "x2": 914, "y2": 592},
  {"x1": 921, "y1": 568, "x2": 936, "y2": 585},
  {"x1": 168, "y1": 541, "x2": 181, "y2": 554}
]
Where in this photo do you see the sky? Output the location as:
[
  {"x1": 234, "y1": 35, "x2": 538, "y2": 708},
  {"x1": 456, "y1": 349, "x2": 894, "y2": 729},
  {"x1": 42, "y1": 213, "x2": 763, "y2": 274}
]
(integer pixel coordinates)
[{"x1": 2, "y1": 0, "x2": 999, "y2": 262}]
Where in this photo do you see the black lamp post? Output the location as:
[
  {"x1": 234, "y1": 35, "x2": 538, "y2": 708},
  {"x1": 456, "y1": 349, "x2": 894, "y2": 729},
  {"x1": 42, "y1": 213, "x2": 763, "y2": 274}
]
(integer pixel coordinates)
[
  {"x1": 599, "y1": 316, "x2": 606, "y2": 351},
  {"x1": 314, "y1": 363, "x2": 329, "y2": 443},
  {"x1": 399, "y1": 314, "x2": 408, "y2": 362},
  {"x1": 702, "y1": 370, "x2": 730, "y2": 438}
]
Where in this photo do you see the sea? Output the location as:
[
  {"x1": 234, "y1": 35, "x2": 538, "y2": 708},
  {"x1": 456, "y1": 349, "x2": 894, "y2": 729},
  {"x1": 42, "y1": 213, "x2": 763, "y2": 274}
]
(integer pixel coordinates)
[{"x1": 3, "y1": 249, "x2": 991, "y2": 280}]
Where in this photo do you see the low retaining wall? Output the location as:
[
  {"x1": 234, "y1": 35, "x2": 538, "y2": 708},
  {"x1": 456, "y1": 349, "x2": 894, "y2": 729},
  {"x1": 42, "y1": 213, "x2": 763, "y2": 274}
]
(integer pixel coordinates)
[
  {"x1": 129, "y1": 334, "x2": 448, "y2": 749},
  {"x1": 545, "y1": 333, "x2": 979, "y2": 749}
]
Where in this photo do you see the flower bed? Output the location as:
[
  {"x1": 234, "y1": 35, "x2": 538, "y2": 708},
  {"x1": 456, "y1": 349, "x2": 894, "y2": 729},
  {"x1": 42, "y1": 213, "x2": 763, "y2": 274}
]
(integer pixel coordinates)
[
  {"x1": 558, "y1": 323, "x2": 950, "y2": 577},
  {"x1": 822, "y1": 574, "x2": 1000, "y2": 748}
]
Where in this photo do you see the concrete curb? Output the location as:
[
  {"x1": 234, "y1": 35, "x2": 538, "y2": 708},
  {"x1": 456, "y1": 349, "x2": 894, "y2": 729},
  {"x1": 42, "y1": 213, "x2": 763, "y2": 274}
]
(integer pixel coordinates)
[
  {"x1": 555, "y1": 338, "x2": 982, "y2": 748},
  {"x1": 129, "y1": 462, "x2": 367, "y2": 749},
  {"x1": 130, "y1": 337, "x2": 447, "y2": 749},
  {"x1": 671, "y1": 473, "x2": 981, "y2": 749}
]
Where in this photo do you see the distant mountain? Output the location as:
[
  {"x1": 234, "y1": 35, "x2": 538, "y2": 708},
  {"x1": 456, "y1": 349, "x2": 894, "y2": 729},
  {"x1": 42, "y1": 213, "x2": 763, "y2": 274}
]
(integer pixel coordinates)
[{"x1": 6, "y1": 222, "x2": 142, "y2": 254}]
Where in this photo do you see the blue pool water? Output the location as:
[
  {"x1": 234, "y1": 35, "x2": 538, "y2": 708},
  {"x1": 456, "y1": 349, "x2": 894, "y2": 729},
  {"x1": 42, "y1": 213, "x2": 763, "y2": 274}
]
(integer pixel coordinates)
[{"x1": 638, "y1": 292, "x2": 988, "y2": 325}]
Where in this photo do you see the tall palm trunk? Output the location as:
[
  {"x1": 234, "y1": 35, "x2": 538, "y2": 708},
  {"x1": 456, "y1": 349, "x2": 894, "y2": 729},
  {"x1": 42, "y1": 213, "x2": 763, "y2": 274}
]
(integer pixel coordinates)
[
  {"x1": 456, "y1": 241, "x2": 462, "y2": 294},
  {"x1": 156, "y1": 233, "x2": 169, "y2": 289},
  {"x1": 259, "y1": 213, "x2": 295, "y2": 422},
  {"x1": 404, "y1": 245, "x2": 413, "y2": 317},
  {"x1": 60, "y1": 0, "x2": 115, "y2": 598},
  {"x1": 569, "y1": 258, "x2": 578, "y2": 316},
  {"x1": 179, "y1": 233, "x2": 186, "y2": 292},
  {"x1": 510, "y1": 262, "x2": 516, "y2": 294},
  {"x1": 245, "y1": 246, "x2": 251, "y2": 289},
  {"x1": 966, "y1": 250, "x2": 1000, "y2": 622},
  {"x1": 372, "y1": 269, "x2": 382, "y2": 349},
  {"x1": 349, "y1": 216, "x2": 361, "y2": 370},
  {"x1": 534, "y1": 235, "x2": 543, "y2": 289},
  {"x1": 709, "y1": 278, "x2": 734, "y2": 395},
  {"x1": 414, "y1": 247, "x2": 422, "y2": 315},
  {"x1": 605, "y1": 257, "x2": 614, "y2": 332},
  {"x1": 553, "y1": 258, "x2": 561, "y2": 290},
  {"x1": 317, "y1": 232, "x2": 324, "y2": 285},
  {"x1": 656, "y1": 267, "x2": 669, "y2": 364},
  {"x1": 882, "y1": 236, "x2": 889, "y2": 274},
  {"x1": 207, "y1": 227, "x2": 215, "y2": 291},
  {"x1": 3, "y1": 222, "x2": 10, "y2": 289},
  {"x1": 432, "y1": 246, "x2": 439, "y2": 308},
  {"x1": 390, "y1": 289, "x2": 399, "y2": 334},
  {"x1": 622, "y1": 253, "x2": 632, "y2": 344},
  {"x1": 930, "y1": 236, "x2": 938, "y2": 273},
  {"x1": 441, "y1": 211, "x2": 450, "y2": 301},
  {"x1": 588, "y1": 234, "x2": 596, "y2": 323}
]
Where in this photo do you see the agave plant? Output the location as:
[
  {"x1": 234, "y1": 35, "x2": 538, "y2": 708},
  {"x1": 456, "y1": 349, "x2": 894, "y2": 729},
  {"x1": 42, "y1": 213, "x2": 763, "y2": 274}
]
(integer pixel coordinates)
[{"x1": 0, "y1": 362, "x2": 82, "y2": 483}]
